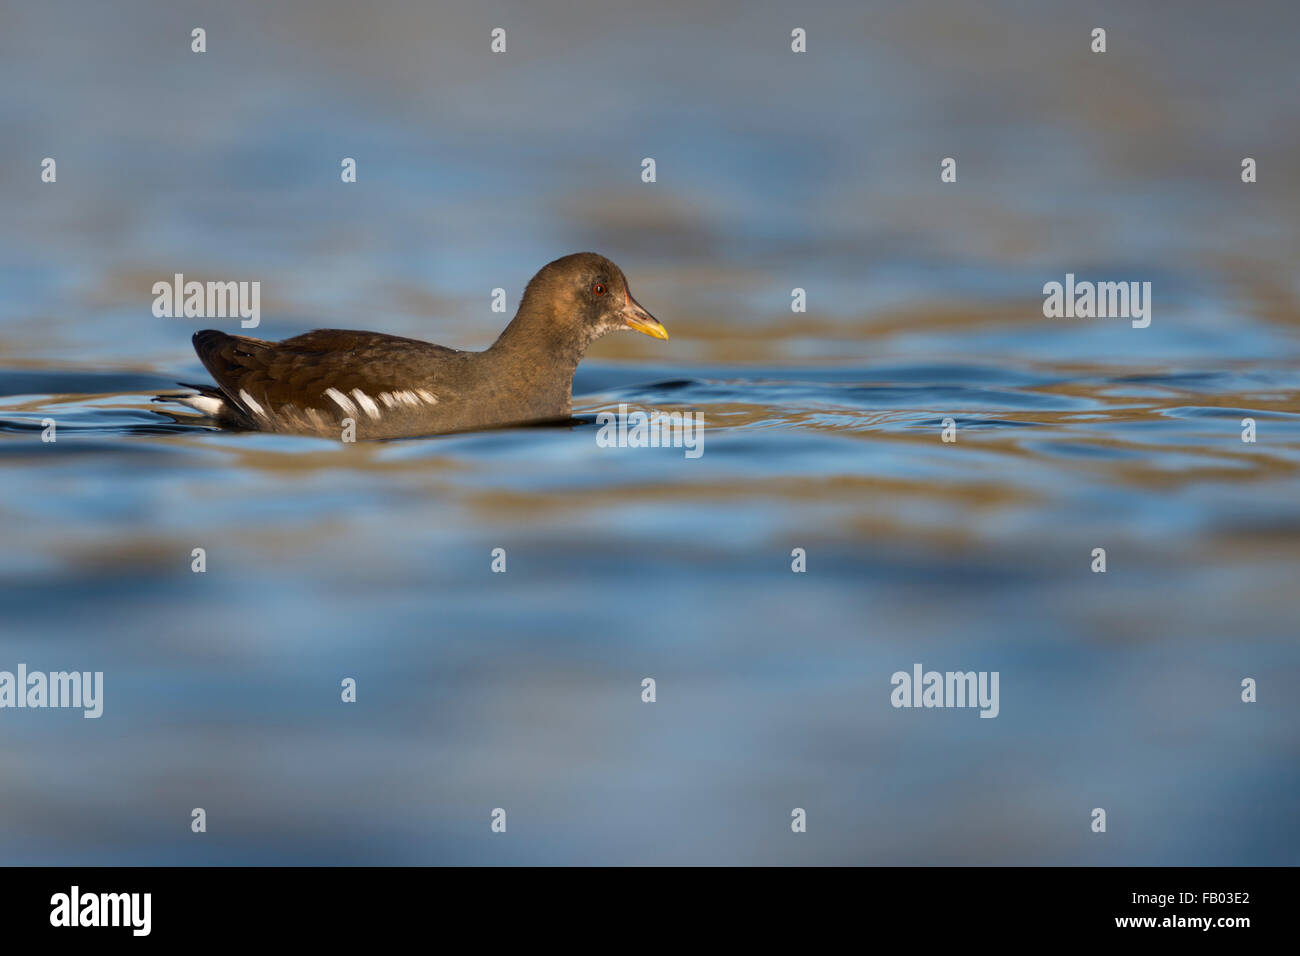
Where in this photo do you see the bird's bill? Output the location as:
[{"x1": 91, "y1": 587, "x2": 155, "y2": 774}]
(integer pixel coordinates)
[{"x1": 621, "y1": 295, "x2": 669, "y2": 340}]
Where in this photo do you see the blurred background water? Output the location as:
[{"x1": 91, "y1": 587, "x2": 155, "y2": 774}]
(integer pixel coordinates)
[{"x1": 0, "y1": 0, "x2": 1297, "y2": 864}]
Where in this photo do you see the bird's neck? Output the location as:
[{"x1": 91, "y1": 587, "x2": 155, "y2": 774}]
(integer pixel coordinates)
[{"x1": 488, "y1": 307, "x2": 588, "y2": 409}]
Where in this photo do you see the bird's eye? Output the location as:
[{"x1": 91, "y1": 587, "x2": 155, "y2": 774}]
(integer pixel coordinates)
[{"x1": 592, "y1": 282, "x2": 607, "y2": 296}]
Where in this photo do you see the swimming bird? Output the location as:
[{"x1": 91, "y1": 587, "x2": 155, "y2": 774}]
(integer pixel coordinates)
[{"x1": 162, "y1": 252, "x2": 667, "y2": 439}]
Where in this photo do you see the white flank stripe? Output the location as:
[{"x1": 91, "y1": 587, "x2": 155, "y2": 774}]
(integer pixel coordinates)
[
  {"x1": 379, "y1": 392, "x2": 399, "y2": 408},
  {"x1": 324, "y1": 387, "x2": 356, "y2": 414},
  {"x1": 238, "y1": 389, "x2": 266, "y2": 417},
  {"x1": 351, "y1": 389, "x2": 381, "y2": 419},
  {"x1": 415, "y1": 389, "x2": 438, "y2": 405}
]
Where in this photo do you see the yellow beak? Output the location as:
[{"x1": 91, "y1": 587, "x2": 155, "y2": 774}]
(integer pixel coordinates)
[{"x1": 621, "y1": 295, "x2": 669, "y2": 341}]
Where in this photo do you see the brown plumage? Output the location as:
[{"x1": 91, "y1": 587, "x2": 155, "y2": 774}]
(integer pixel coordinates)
[{"x1": 163, "y1": 253, "x2": 667, "y2": 439}]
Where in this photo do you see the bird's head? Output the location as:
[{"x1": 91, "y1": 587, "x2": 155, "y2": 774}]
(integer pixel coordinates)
[{"x1": 514, "y1": 252, "x2": 668, "y2": 350}]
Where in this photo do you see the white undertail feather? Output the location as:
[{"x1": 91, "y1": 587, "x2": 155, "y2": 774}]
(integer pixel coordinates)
[{"x1": 176, "y1": 394, "x2": 225, "y2": 416}]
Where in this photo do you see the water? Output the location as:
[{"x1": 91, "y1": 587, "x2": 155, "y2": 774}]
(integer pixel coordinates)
[{"x1": 1, "y1": 0, "x2": 1297, "y2": 864}]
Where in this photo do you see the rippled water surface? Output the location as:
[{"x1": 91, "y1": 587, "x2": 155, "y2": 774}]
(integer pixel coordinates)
[{"x1": 1, "y1": 0, "x2": 1298, "y2": 864}]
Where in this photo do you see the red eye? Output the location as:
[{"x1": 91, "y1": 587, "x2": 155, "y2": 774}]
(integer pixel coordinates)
[{"x1": 592, "y1": 282, "x2": 607, "y2": 296}]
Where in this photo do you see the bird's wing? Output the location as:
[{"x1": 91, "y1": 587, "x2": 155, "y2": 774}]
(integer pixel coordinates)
[{"x1": 191, "y1": 329, "x2": 465, "y2": 423}]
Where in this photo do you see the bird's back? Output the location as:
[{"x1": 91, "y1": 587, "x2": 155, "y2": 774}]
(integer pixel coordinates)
[{"x1": 189, "y1": 328, "x2": 479, "y2": 438}]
